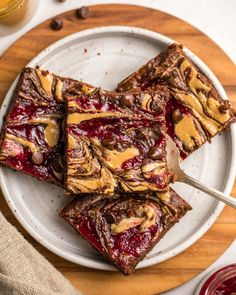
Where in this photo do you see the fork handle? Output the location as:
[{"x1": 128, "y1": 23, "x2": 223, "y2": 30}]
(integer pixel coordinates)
[{"x1": 181, "y1": 174, "x2": 236, "y2": 209}]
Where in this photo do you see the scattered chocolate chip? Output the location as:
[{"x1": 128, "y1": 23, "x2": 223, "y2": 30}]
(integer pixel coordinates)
[
  {"x1": 149, "y1": 146, "x2": 164, "y2": 160},
  {"x1": 57, "y1": 0, "x2": 66, "y2": 2},
  {"x1": 76, "y1": 6, "x2": 90, "y2": 19},
  {"x1": 219, "y1": 101, "x2": 230, "y2": 113},
  {"x1": 50, "y1": 18, "x2": 63, "y2": 30},
  {"x1": 120, "y1": 94, "x2": 135, "y2": 107},
  {"x1": 172, "y1": 109, "x2": 183, "y2": 123},
  {"x1": 102, "y1": 138, "x2": 116, "y2": 150},
  {"x1": 32, "y1": 151, "x2": 44, "y2": 165},
  {"x1": 103, "y1": 212, "x2": 116, "y2": 224}
]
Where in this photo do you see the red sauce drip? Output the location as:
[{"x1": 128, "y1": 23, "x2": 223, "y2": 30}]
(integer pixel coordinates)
[
  {"x1": 76, "y1": 216, "x2": 158, "y2": 261},
  {"x1": 112, "y1": 224, "x2": 158, "y2": 257},
  {"x1": 199, "y1": 264, "x2": 236, "y2": 295},
  {"x1": 69, "y1": 117, "x2": 159, "y2": 160},
  {"x1": 8, "y1": 102, "x2": 63, "y2": 121},
  {"x1": 77, "y1": 217, "x2": 104, "y2": 253},
  {"x1": 4, "y1": 148, "x2": 56, "y2": 181},
  {"x1": 2, "y1": 124, "x2": 62, "y2": 182},
  {"x1": 139, "y1": 81, "x2": 152, "y2": 91},
  {"x1": 74, "y1": 96, "x2": 104, "y2": 111},
  {"x1": 68, "y1": 117, "x2": 167, "y2": 188},
  {"x1": 1, "y1": 89, "x2": 64, "y2": 184},
  {"x1": 74, "y1": 117, "x2": 153, "y2": 137},
  {"x1": 121, "y1": 155, "x2": 143, "y2": 170}
]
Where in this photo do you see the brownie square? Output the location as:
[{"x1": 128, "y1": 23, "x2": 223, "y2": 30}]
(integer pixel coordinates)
[
  {"x1": 117, "y1": 43, "x2": 235, "y2": 158},
  {"x1": 60, "y1": 188, "x2": 191, "y2": 274},
  {"x1": 0, "y1": 67, "x2": 86, "y2": 185},
  {"x1": 64, "y1": 85, "x2": 170, "y2": 195}
]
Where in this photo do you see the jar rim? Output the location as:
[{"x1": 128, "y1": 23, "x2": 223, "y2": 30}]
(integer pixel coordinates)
[{"x1": 0, "y1": 0, "x2": 26, "y2": 19}]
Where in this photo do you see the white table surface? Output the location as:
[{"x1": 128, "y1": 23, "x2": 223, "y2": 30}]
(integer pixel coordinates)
[
  {"x1": 161, "y1": 239, "x2": 236, "y2": 295},
  {"x1": 0, "y1": 0, "x2": 236, "y2": 65}
]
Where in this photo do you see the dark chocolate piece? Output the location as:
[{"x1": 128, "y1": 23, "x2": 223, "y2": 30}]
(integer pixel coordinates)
[
  {"x1": 76, "y1": 6, "x2": 90, "y2": 19},
  {"x1": 60, "y1": 189, "x2": 191, "y2": 274},
  {"x1": 64, "y1": 85, "x2": 170, "y2": 195},
  {"x1": 50, "y1": 18, "x2": 63, "y2": 30},
  {"x1": 117, "y1": 43, "x2": 235, "y2": 159},
  {"x1": 171, "y1": 108, "x2": 183, "y2": 123},
  {"x1": 148, "y1": 146, "x2": 164, "y2": 160}
]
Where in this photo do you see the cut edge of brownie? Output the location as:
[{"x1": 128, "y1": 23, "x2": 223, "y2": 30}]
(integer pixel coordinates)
[{"x1": 60, "y1": 188, "x2": 191, "y2": 274}]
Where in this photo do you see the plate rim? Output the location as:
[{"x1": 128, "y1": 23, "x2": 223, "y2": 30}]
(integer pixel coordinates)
[{"x1": 0, "y1": 25, "x2": 235, "y2": 271}]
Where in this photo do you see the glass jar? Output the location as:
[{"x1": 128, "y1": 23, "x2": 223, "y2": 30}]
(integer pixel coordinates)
[
  {"x1": 0, "y1": 0, "x2": 38, "y2": 36},
  {"x1": 195, "y1": 264, "x2": 236, "y2": 295}
]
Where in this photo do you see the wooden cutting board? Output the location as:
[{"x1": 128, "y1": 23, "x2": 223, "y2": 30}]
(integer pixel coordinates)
[{"x1": 0, "y1": 4, "x2": 235, "y2": 295}]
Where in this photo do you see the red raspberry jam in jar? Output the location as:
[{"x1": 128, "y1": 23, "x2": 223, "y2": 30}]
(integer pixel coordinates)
[{"x1": 196, "y1": 264, "x2": 236, "y2": 295}]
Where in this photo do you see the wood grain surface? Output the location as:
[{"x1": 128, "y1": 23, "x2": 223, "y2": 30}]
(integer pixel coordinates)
[{"x1": 0, "y1": 4, "x2": 235, "y2": 295}]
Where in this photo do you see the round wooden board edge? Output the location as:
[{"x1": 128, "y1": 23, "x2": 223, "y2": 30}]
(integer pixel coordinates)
[{"x1": 0, "y1": 4, "x2": 235, "y2": 294}]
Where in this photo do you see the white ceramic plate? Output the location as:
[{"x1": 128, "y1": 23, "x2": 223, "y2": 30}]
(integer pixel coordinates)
[{"x1": 0, "y1": 26, "x2": 235, "y2": 271}]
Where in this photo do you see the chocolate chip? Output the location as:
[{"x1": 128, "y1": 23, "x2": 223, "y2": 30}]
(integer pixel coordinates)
[
  {"x1": 149, "y1": 146, "x2": 164, "y2": 160},
  {"x1": 219, "y1": 101, "x2": 230, "y2": 113},
  {"x1": 76, "y1": 6, "x2": 90, "y2": 19},
  {"x1": 120, "y1": 94, "x2": 135, "y2": 107},
  {"x1": 172, "y1": 109, "x2": 183, "y2": 123},
  {"x1": 32, "y1": 151, "x2": 44, "y2": 165},
  {"x1": 103, "y1": 212, "x2": 116, "y2": 224},
  {"x1": 102, "y1": 138, "x2": 116, "y2": 150},
  {"x1": 57, "y1": 0, "x2": 66, "y2": 2},
  {"x1": 50, "y1": 18, "x2": 63, "y2": 30}
]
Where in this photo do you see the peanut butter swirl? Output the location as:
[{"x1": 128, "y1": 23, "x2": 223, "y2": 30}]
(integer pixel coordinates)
[
  {"x1": 0, "y1": 67, "x2": 87, "y2": 185},
  {"x1": 60, "y1": 189, "x2": 191, "y2": 274},
  {"x1": 65, "y1": 87, "x2": 170, "y2": 195},
  {"x1": 117, "y1": 43, "x2": 235, "y2": 156}
]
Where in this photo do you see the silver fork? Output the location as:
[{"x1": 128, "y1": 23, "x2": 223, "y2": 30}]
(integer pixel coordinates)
[{"x1": 166, "y1": 135, "x2": 236, "y2": 209}]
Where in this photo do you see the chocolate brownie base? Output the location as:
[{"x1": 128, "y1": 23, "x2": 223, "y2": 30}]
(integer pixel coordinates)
[
  {"x1": 60, "y1": 188, "x2": 191, "y2": 274},
  {"x1": 117, "y1": 43, "x2": 235, "y2": 158},
  {"x1": 64, "y1": 85, "x2": 171, "y2": 195},
  {"x1": 0, "y1": 67, "x2": 87, "y2": 185}
]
